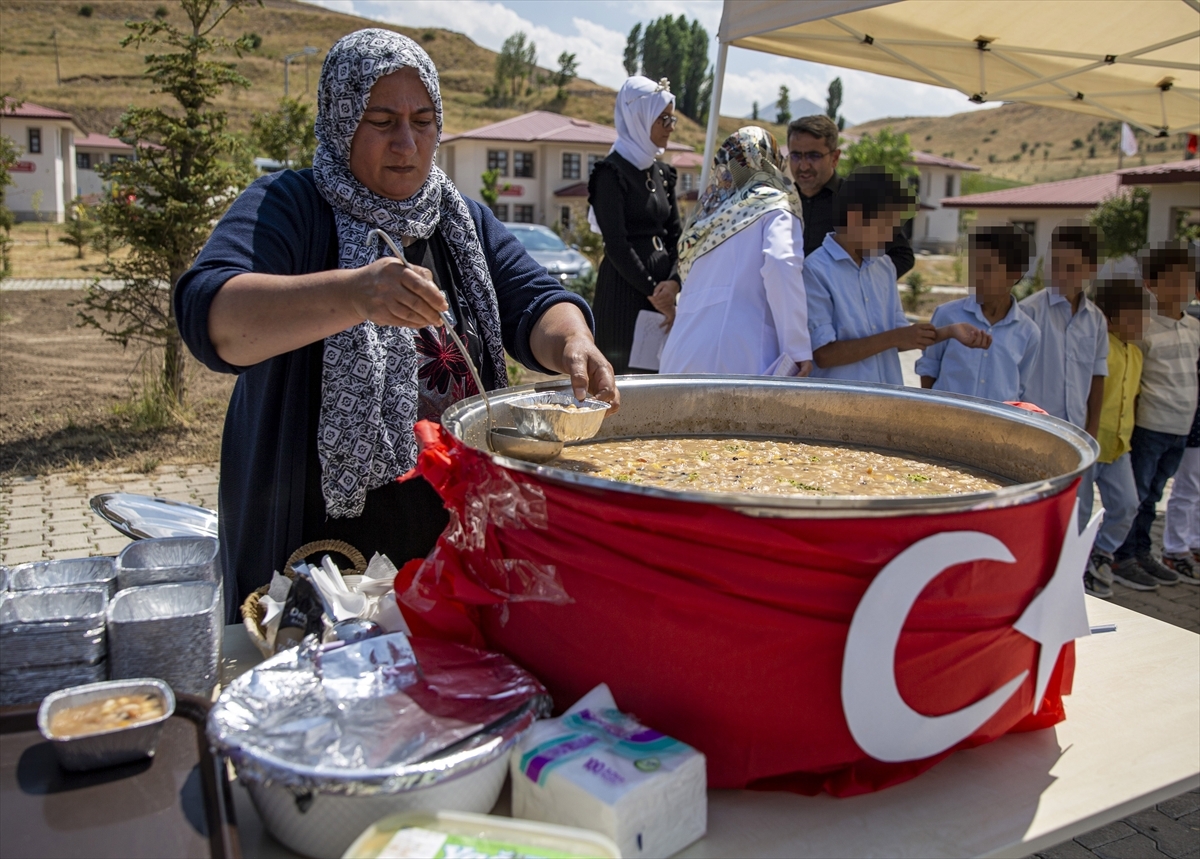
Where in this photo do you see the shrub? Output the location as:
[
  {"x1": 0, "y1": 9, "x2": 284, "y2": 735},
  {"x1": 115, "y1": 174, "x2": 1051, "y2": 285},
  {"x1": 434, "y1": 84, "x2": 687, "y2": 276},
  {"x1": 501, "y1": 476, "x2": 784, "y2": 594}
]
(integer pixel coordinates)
[{"x1": 79, "y1": 4, "x2": 94, "y2": 16}]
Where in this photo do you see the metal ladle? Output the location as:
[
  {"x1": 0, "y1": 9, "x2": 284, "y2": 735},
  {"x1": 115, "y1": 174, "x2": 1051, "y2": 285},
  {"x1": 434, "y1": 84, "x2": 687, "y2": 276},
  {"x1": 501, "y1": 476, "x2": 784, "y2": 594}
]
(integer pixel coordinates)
[{"x1": 366, "y1": 230, "x2": 564, "y2": 463}]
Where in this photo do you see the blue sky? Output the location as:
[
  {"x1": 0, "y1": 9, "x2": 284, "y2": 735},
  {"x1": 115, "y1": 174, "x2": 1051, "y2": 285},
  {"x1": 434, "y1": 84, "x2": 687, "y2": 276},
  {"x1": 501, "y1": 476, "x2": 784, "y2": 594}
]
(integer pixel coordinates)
[{"x1": 304, "y1": 0, "x2": 998, "y2": 125}]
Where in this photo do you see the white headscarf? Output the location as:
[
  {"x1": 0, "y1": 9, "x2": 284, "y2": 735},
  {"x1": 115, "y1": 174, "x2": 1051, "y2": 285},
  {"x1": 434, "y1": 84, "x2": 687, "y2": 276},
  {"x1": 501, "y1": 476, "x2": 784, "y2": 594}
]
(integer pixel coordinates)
[{"x1": 611, "y1": 75, "x2": 675, "y2": 170}]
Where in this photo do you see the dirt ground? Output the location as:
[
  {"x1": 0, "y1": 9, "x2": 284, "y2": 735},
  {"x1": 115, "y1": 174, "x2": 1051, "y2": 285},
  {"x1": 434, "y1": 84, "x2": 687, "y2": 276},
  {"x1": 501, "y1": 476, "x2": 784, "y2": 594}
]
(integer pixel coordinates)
[{"x1": 0, "y1": 290, "x2": 234, "y2": 476}]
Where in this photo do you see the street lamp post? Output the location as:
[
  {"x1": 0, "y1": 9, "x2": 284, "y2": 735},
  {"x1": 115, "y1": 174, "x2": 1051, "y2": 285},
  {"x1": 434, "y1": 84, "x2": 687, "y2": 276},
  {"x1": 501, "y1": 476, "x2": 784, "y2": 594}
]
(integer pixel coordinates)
[{"x1": 283, "y1": 47, "x2": 318, "y2": 98}]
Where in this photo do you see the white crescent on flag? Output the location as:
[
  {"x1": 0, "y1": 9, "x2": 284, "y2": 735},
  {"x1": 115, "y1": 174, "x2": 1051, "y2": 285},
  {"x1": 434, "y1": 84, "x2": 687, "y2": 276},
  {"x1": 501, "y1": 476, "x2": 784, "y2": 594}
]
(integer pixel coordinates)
[{"x1": 841, "y1": 500, "x2": 1101, "y2": 763}]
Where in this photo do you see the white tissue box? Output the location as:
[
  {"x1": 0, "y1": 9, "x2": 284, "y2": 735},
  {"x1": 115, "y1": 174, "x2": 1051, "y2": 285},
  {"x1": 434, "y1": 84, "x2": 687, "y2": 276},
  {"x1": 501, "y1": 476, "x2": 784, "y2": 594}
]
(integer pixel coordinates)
[{"x1": 511, "y1": 684, "x2": 707, "y2": 859}]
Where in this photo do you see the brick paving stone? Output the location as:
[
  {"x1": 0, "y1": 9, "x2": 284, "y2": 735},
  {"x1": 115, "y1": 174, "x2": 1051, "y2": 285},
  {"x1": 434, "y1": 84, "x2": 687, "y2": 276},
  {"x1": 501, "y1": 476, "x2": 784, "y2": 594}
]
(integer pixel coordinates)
[
  {"x1": 94, "y1": 535, "x2": 133, "y2": 556},
  {"x1": 1076, "y1": 822, "x2": 1139, "y2": 849},
  {"x1": 2, "y1": 517, "x2": 48, "y2": 534},
  {"x1": 1036, "y1": 840, "x2": 1104, "y2": 859},
  {"x1": 2, "y1": 545, "x2": 47, "y2": 565},
  {"x1": 3, "y1": 531, "x2": 46, "y2": 550},
  {"x1": 1093, "y1": 833, "x2": 1172, "y2": 859},
  {"x1": 1125, "y1": 807, "x2": 1200, "y2": 858},
  {"x1": 1159, "y1": 792, "x2": 1200, "y2": 820}
]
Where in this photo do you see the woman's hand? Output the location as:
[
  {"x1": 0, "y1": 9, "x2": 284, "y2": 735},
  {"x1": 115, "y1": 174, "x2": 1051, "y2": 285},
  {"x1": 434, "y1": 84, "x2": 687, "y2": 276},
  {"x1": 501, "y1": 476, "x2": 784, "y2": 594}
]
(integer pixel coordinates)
[
  {"x1": 649, "y1": 279, "x2": 680, "y2": 325},
  {"x1": 349, "y1": 256, "x2": 448, "y2": 329},
  {"x1": 529, "y1": 302, "x2": 620, "y2": 412}
]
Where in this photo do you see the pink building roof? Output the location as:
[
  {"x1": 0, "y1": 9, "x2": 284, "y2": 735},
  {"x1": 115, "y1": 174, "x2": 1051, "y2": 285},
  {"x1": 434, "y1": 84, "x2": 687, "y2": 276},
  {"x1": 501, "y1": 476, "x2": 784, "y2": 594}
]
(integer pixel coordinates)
[
  {"x1": 2, "y1": 98, "x2": 74, "y2": 120},
  {"x1": 443, "y1": 111, "x2": 691, "y2": 151},
  {"x1": 670, "y1": 151, "x2": 705, "y2": 169},
  {"x1": 943, "y1": 172, "x2": 1123, "y2": 209},
  {"x1": 75, "y1": 132, "x2": 133, "y2": 151},
  {"x1": 1117, "y1": 159, "x2": 1200, "y2": 185}
]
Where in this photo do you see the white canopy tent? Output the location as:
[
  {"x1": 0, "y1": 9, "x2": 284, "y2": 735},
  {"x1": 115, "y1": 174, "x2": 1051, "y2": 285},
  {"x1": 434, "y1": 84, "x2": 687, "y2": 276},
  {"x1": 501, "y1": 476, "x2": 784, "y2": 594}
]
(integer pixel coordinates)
[{"x1": 700, "y1": 0, "x2": 1200, "y2": 186}]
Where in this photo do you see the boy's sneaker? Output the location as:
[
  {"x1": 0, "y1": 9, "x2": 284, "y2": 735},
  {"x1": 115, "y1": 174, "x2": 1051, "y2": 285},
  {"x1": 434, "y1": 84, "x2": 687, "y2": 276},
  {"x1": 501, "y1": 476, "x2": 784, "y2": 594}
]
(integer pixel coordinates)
[
  {"x1": 1111, "y1": 558, "x2": 1158, "y2": 591},
  {"x1": 1088, "y1": 549, "x2": 1114, "y2": 585},
  {"x1": 1137, "y1": 553, "x2": 1180, "y2": 585},
  {"x1": 1163, "y1": 554, "x2": 1200, "y2": 586},
  {"x1": 1083, "y1": 571, "x2": 1112, "y2": 599}
]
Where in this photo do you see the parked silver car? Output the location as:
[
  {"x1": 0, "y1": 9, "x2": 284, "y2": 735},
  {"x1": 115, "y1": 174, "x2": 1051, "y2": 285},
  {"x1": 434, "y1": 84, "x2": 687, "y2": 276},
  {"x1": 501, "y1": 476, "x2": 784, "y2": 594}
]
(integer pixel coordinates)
[{"x1": 504, "y1": 223, "x2": 594, "y2": 286}]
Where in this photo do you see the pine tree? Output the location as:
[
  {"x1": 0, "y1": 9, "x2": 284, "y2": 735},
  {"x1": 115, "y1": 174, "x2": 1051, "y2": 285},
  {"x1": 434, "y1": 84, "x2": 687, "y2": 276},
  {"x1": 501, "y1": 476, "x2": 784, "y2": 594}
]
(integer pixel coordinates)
[
  {"x1": 623, "y1": 24, "x2": 642, "y2": 76},
  {"x1": 776, "y1": 85, "x2": 791, "y2": 126},
  {"x1": 77, "y1": 0, "x2": 259, "y2": 407}
]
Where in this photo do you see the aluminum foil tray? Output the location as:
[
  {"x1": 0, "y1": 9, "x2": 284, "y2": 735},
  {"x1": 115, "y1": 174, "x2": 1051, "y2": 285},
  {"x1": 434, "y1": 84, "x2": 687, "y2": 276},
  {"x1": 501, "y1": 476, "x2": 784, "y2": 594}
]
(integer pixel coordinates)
[
  {"x1": 0, "y1": 660, "x2": 108, "y2": 707},
  {"x1": 38, "y1": 678, "x2": 174, "y2": 772},
  {"x1": 108, "y1": 582, "x2": 219, "y2": 697},
  {"x1": 508, "y1": 392, "x2": 611, "y2": 443},
  {"x1": 10, "y1": 558, "x2": 117, "y2": 598},
  {"x1": 0, "y1": 588, "x2": 108, "y2": 670},
  {"x1": 116, "y1": 536, "x2": 219, "y2": 590}
]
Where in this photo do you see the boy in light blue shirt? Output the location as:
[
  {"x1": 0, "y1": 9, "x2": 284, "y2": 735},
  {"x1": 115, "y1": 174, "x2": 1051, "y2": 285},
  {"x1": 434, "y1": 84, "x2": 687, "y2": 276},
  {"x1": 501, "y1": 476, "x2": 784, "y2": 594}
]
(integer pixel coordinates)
[
  {"x1": 916, "y1": 225, "x2": 1041, "y2": 402},
  {"x1": 806, "y1": 168, "x2": 990, "y2": 385},
  {"x1": 1019, "y1": 224, "x2": 1108, "y2": 432}
]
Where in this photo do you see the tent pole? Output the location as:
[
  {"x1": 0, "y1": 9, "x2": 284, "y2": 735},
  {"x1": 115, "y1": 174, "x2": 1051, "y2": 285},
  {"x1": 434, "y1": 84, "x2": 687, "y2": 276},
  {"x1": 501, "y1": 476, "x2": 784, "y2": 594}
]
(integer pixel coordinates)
[{"x1": 700, "y1": 41, "x2": 729, "y2": 190}]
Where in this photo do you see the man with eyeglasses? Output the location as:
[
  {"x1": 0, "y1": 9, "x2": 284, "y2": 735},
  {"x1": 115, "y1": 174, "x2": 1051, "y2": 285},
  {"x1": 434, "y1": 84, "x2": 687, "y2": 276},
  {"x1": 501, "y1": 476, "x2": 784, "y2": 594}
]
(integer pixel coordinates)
[{"x1": 786, "y1": 115, "x2": 914, "y2": 278}]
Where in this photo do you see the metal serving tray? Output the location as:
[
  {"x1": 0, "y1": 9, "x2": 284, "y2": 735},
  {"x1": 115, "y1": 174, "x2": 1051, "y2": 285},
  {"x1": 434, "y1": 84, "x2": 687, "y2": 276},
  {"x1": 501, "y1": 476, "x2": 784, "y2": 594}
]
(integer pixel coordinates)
[{"x1": 0, "y1": 694, "x2": 241, "y2": 858}]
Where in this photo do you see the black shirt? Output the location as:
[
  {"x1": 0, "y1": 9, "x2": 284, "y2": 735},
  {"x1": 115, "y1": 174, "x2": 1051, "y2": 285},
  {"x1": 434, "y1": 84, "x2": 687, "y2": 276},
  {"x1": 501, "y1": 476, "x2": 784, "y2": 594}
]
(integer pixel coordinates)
[{"x1": 800, "y1": 175, "x2": 914, "y2": 278}]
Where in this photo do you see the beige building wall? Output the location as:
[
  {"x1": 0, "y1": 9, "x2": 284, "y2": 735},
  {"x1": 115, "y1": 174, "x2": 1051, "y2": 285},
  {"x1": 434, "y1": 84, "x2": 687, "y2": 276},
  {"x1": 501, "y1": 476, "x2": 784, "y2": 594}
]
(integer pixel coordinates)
[
  {"x1": 0, "y1": 116, "x2": 77, "y2": 222},
  {"x1": 914, "y1": 166, "x2": 967, "y2": 252},
  {"x1": 1144, "y1": 183, "x2": 1200, "y2": 244},
  {"x1": 440, "y1": 139, "x2": 613, "y2": 226}
]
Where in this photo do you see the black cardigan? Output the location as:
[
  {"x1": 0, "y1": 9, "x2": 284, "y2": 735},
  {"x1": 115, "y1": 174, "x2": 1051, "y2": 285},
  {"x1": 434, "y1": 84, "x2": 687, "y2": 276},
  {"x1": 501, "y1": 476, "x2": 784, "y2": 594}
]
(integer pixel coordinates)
[{"x1": 175, "y1": 169, "x2": 591, "y2": 617}]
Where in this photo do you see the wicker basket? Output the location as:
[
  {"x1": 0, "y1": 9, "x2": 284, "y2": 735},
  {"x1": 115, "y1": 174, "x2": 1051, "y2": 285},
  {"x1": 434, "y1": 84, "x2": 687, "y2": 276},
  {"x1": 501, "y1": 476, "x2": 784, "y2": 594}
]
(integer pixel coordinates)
[{"x1": 240, "y1": 540, "x2": 368, "y2": 657}]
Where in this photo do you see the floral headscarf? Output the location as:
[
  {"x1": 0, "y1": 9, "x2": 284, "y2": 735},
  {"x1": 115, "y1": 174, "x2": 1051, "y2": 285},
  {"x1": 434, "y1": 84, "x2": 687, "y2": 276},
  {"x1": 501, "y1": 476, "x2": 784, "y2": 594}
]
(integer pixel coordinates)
[
  {"x1": 677, "y1": 127, "x2": 804, "y2": 283},
  {"x1": 311, "y1": 29, "x2": 506, "y2": 519}
]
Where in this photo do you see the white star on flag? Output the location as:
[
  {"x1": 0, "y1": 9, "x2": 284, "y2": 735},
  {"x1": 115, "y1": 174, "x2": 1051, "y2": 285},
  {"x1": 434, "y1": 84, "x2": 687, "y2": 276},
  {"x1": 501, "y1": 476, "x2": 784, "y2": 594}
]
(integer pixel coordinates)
[{"x1": 1013, "y1": 499, "x2": 1102, "y2": 714}]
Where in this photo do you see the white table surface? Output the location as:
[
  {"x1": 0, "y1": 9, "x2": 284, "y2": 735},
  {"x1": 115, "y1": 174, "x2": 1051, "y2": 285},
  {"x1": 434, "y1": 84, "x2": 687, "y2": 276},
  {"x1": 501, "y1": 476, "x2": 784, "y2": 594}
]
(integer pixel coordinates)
[{"x1": 220, "y1": 597, "x2": 1200, "y2": 859}]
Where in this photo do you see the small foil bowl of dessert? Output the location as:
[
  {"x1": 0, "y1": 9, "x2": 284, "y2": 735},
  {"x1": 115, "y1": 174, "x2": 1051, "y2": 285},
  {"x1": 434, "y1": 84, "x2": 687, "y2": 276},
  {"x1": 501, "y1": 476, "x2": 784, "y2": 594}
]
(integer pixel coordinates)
[
  {"x1": 37, "y1": 678, "x2": 175, "y2": 772},
  {"x1": 507, "y1": 392, "x2": 611, "y2": 443}
]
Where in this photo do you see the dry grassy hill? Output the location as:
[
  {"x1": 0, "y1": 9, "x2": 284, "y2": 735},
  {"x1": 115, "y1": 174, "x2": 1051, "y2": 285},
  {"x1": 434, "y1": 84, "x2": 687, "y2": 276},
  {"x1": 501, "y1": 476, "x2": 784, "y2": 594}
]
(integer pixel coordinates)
[
  {"x1": 849, "y1": 102, "x2": 1190, "y2": 187},
  {"x1": 0, "y1": 0, "x2": 780, "y2": 153}
]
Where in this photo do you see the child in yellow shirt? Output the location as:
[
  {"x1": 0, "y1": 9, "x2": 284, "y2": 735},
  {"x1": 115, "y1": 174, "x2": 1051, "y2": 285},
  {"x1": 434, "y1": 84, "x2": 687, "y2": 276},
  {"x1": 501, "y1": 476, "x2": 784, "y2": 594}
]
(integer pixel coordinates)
[{"x1": 1083, "y1": 278, "x2": 1148, "y2": 597}]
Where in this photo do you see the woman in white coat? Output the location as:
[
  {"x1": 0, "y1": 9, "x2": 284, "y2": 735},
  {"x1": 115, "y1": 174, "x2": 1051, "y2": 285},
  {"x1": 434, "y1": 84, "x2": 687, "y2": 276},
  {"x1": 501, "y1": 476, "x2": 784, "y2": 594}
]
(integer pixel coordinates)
[{"x1": 659, "y1": 127, "x2": 811, "y2": 377}]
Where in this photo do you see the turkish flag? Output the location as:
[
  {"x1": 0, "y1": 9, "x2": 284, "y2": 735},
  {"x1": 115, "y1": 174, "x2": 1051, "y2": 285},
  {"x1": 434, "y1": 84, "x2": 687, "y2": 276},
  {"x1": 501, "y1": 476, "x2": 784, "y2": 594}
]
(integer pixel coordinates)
[{"x1": 398, "y1": 422, "x2": 1077, "y2": 796}]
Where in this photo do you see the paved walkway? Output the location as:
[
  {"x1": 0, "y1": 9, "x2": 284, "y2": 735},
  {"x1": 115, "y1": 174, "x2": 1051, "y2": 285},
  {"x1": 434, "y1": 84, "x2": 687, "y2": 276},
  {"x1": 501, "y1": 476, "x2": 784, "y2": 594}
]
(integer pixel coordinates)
[
  {"x1": 0, "y1": 464, "x2": 1196, "y2": 857},
  {"x1": 0, "y1": 278, "x2": 124, "y2": 291}
]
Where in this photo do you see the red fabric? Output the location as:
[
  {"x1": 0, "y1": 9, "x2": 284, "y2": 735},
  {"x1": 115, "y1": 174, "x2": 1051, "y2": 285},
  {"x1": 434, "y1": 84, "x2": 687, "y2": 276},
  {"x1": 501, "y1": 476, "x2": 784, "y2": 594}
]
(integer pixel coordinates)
[
  {"x1": 1188, "y1": 134, "x2": 1198, "y2": 155},
  {"x1": 399, "y1": 422, "x2": 1078, "y2": 796}
]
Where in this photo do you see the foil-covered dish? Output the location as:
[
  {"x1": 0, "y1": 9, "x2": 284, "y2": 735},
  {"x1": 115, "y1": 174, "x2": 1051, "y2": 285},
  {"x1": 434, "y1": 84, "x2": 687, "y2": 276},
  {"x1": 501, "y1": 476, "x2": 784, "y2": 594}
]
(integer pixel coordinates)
[
  {"x1": 207, "y1": 632, "x2": 550, "y2": 797},
  {"x1": 9, "y1": 557, "x2": 118, "y2": 597},
  {"x1": 508, "y1": 392, "x2": 611, "y2": 443}
]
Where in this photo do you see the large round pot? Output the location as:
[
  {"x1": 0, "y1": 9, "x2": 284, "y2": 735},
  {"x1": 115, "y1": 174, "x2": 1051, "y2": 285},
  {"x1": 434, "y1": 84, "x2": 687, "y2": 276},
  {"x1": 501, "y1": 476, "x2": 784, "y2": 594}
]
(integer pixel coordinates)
[{"x1": 426, "y1": 377, "x2": 1098, "y2": 796}]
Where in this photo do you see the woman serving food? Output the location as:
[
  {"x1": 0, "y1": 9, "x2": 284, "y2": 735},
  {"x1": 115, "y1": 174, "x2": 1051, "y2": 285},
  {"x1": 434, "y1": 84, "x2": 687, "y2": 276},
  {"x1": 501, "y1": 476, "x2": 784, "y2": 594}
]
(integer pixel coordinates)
[{"x1": 177, "y1": 29, "x2": 617, "y2": 618}]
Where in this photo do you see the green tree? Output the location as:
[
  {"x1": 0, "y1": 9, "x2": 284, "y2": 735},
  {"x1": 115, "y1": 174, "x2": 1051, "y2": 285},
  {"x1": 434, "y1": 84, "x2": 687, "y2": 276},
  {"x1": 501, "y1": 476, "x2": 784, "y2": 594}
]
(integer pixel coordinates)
[
  {"x1": 552, "y1": 51, "x2": 578, "y2": 101},
  {"x1": 59, "y1": 197, "x2": 94, "y2": 259},
  {"x1": 490, "y1": 32, "x2": 537, "y2": 106},
  {"x1": 825, "y1": 77, "x2": 845, "y2": 130},
  {"x1": 775, "y1": 85, "x2": 791, "y2": 126},
  {"x1": 636, "y1": 15, "x2": 711, "y2": 121},
  {"x1": 1089, "y1": 187, "x2": 1149, "y2": 258},
  {"x1": 623, "y1": 23, "x2": 641, "y2": 76},
  {"x1": 751, "y1": 101, "x2": 759, "y2": 121},
  {"x1": 77, "y1": 0, "x2": 260, "y2": 408},
  {"x1": 479, "y1": 168, "x2": 510, "y2": 210},
  {"x1": 838, "y1": 128, "x2": 919, "y2": 189},
  {"x1": 250, "y1": 96, "x2": 316, "y2": 168},
  {"x1": 0, "y1": 97, "x2": 21, "y2": 279}
]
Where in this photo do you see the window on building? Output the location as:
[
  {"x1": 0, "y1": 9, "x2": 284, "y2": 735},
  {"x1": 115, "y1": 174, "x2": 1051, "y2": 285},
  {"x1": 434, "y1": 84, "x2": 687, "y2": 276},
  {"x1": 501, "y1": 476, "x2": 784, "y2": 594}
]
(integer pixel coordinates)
[
  {"x1": 76, "y1": 152, "x2": 92, "y2": 170},
  {"x1": 562, "y1": 152, "x2": 581, "y2": 180},
  {"x1": 945, "y1": 174, "x2": 955, "y2": 197},
  {"x1": 487, "y1": 150, "x2": 508, "y2": 176},
  {"x1": 513, "y1": 204, "x2": 535, "y2": 223},
  {"x1": 560, "y1": 206, "x2": 571, "y2": 229},
  {"x1": 679, "y1": 172, "x2": 695, "y2": 193},
  {"x1": 28, "y1": 128, "x2": 42, "y2": 154},
  {"x1": 513, "y1": 151, "x2": 534, "y2": 178},
  {"x1": 110, "y1": 153, "x2": 128, "y2": 163},
  {"x1": 492, "y1": 203, "x2": 509, "y2": 221},
  {"x1": 587, "y1": 154, "x2": 602, "y2": 174},
  {"x1": 1011, "y1": 221, "x2": 1037, "y2": 238}
]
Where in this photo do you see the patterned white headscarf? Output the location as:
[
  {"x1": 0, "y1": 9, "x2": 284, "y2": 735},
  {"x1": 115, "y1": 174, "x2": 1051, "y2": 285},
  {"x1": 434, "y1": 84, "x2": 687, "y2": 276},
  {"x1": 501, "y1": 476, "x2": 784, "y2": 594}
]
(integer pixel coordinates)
[{"x1": 312, "y1": 28, "x2": 506, "y2": 519}]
